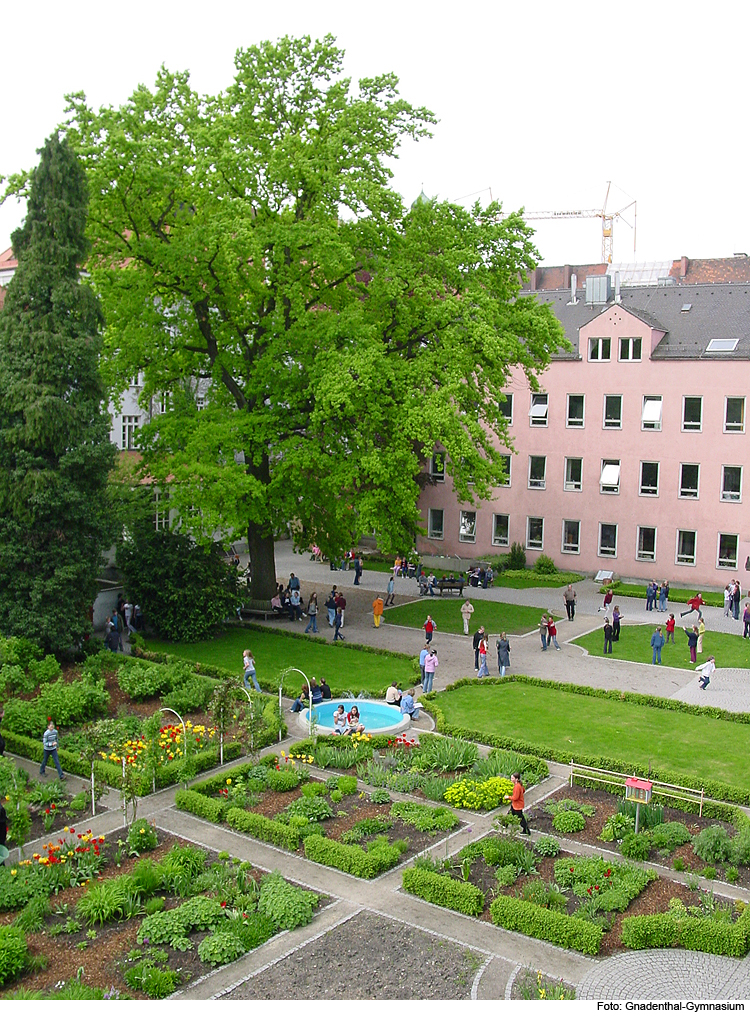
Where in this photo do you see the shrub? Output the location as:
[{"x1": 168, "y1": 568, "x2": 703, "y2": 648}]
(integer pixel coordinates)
[
  {"x1": 301, "y1": 782, "x2": 328, "y2": 799},
  {"x1": 622, "y1": 906, "x2": 750, "y2": 957},
  {"x1": 490, "y1": 896, "x2": 602, "y2": 954},
  {"x1": 533, "y1": 836, "x2": 561, "y2": 858},
  {"x1": 730, "y1": 829, "x2": 750, "y2": 866},
  {"x1": 127, "y1": 819, "x2": 159, "y2": 854},
  {"x1": 0, "y1": 665, "x2": 29, "y2": 698},
  {"x1": 532, "y1": 555, "x2": 557, "y2": 575},
  {"x1": 390, "y1": 801, "x2": 459, "y2": 833},
  {"x1": 444, "y1": 776, "x2": 514, "y2": 811},
  {"x1": 124, "y1": 959, "x2": 180, "y2": 998},
  {"x1": 693, "y1": 826, "x2": 732, "y2": 865},
  {"x1": 552, "y1": 810, "x2": 586, "y2": 833},
  {"x1": 226, "y1": 808, "x2": 300, "y2": 851},
  {"x1": 303, "y1": 835, "x2": 401, "y2": 878},
  {"x1": 599, "y1": 813, "x2": 635, "y2": 842},
  {"x1": 495, "y1": 864, "x2": 518, "y2": 887},
  {"x1": 76, "y1": 877, "x2": 138, "y2": 926},
  {"x1": 266, "y1": 767, "x2": 306, "y2": 792},
  {"x1": 257, "y1": 871, "x2": 318, "y2": 931},
  {"x1": 175, "y1": 789, "x2": 227, "y2": 823},
  {"x1": 412, "y1": 737, "x2": 478, "y2": 773},
  {"x1": 283, "y1": 797, "x2": 334, "y2": 822},
  {"x1": 12, "y1": 895, "x2": 49, "y2": 933},
  {"x1": 117, "y1": 662, "x2": 166, "y2": 700},
  {"x1": 370, "y1": 789, "x2": 391, "y2": 805},
  {"x1": 198, "y1": 930, "x2": 246, "y2": 967},
  {"x1": 162, "y1": 676, "x2": 214, "y2": 714},
  {"x1": 481, "y1": 836, "x2": 527, "y2": 867},
  {"x1": 651, "y1": 822, "x2": 692, "y2": 853},
  {"x1": 621, "y1": 833, "x2": 652, "y2": 861},
  {"x1": 334, "y1": 774, "x2": 358, "y2": 796},
  {"x1": 508, "y1": 541, "x2": 526, "y2": 570},
  {"x1": 341, "y1": 817, "x2": 393, "y2": 843},
  {"x1": 402, "y1": 868, "x2": 484, "y2": 916},
  {"x1": 68, "y1": 791, "x2": 89, "y2": 813}
]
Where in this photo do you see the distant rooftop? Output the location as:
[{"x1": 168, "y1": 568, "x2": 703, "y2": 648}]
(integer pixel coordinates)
[{"x1": 524, "y1": 254, "x2": 750, "y2": 291}]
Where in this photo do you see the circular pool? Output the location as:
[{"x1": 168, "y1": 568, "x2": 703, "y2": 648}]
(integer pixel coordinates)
[{"x1": 298, "y1": 699, "x2": 411, "y2": 736}]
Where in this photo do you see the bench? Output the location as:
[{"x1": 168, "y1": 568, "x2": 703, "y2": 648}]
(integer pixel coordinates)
[
  {"x1": 437, "y1": 581, "x2": 465, "y2": 596},
  {"x1": 238, "y1": 599, "x2": 279, "y2": 622}
]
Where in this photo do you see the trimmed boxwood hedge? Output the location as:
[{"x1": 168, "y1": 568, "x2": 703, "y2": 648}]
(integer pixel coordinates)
[
  {"x1": 489, "y1": 895, "x2": 603, "y2": 955},
  {"x1": 621, "y1": 906, "x2": 750, "y2": 957},
  {"x1": 174, "y1": 789, "x2": 227, "y2": 823},
  {"x1": 302, "y1": 835, "x2": 401, "y2": 879},
  {"x1": 225, "y1": 808, "x2": 301, "y2": 850},
  {"x1": 402, "y1": 868, "x2": 484, "y2": 916}
]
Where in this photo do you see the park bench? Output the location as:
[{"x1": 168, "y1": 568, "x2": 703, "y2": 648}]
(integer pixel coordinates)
[
  {"x1": 437, "y1": 579, "x2": 465, "y2": 596},
  {"x1": 238, "y1": 599, "x2": 278, "y2": 621}
]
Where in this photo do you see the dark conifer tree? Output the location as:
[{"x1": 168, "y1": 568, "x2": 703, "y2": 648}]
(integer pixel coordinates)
[{"x1": 0, "y1": 132, "x2": 115, "y2": 651}]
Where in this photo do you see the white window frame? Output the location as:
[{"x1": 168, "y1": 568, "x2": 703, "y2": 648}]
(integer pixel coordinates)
[
  {"x1": 636, "y1": 525, "x2": 657, "y2": 562},
  {"x1": 499, "y1": 393, "x2": 513, "y2": 425},
  {"x1": 641, "y1": 395, "x2": 663, "y2": 431},
  {"x1": 566, "y1": 394, "x2": 585, "y2": 428},
  {"x1": 721, "y1": 465, "x2": 743, "y2": 503},
  {"x1": 561, "y1": 519, "x2": 580, "y2": 554},
  {"x1": 639, "y1": 461, "x2": 660, "y2": 497},
  {"x1": 429, "y1": 453, "x2": 446, "y2": 482},
  {"x1": 427, "y1": 508, "x2": 444, "y2": 540},
  {"x1": 492, "y1": 513, "x2": 510, "y2": 547},
  {"x1": 600, "y1": 459, "x2": 621, "y2": 494},
  {"x1": 619, "y1": 337, "x2": 642, "y2": 362},
  {"x1": 121, "y1": 415, "x2": 140, "y2": 451},
  {"x1": 526, "y1": 516, "x2": 544, "y2": 551},
  {"x1": 682, "y1": 396, "x2": 703, "y2": 432},
  {"x1": 717, "y1": 533, "x2": 739, "y2": 570},
  {"x1": 589, "y1": 337, "x2": 611, "y2": 362},
  {"x1": 679, "y1": 463, "x2": 700, "y2": 500},
  {"x1": 564, "y1": 457, "x2": 583, "y2": 492},
  {"x1": 676, "y1": 529, "x2": 697, "y2": 566},
  {"x1": 529, "y1": 392, "x2": 549, "y2": 427},
  {"x1": 499, "y1": 454, "x2": 512, "y2": 487},
  {"x1": 153, "y1": 487, "x2": 169, "y2": 533},
  {"x1": 725, "y1": 396, "x2": 746, "y2": 433},
  {"x1": 603, "y1": 394, "x2": 622, "y2": 429},
  {"x1": 598, "y1": 522, "x2": 618, "y2": 558},
  {"x1": 459, "y1": 511, "x2": 477, "y2": 544},
  {"x1": 528, "y1": 455, "x2": 547, "y2": 490}
]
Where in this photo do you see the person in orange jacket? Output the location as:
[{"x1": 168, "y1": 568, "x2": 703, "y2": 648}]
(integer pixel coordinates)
[
  {"x1": 509, "y1": 772, "x2": 530, "y2": 835},
  {"x1": 372, "y1": 595, "x2": 384, "y2": 628}
]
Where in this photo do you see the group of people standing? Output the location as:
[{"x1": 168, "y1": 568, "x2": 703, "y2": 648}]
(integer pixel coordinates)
[
  {"x1": 472, "y1": 626, "x2": 511, "y2": 677},
  {"x1": 645, "y1": 580, "x2": 670, "y2": 611},
  {"x1": 724, "y1": 580, "x2": 743, "y2": 620},
  {"x1": 105, "y1": 595, "x2": 140, "y2": 652}
]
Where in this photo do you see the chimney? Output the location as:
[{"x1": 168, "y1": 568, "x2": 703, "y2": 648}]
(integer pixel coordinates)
[
  {"x1": 680, "y1": 256, "x2": 688, "y2": 278},
  {"x1": 563, "y1": 264, "x2": 571, "y2": 289},
  {"x1": 615, "y1": 271, "x2": 621, "y2": 304},
  {"x1": 570, "y1": 272, "x2": 578, "y2": 304},
  {"x1": 530, "y1": 268, "x2": 539, "y2": 290}
]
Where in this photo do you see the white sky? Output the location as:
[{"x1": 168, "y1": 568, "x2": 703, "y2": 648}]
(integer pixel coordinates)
[{"x1": 2, "y1": 0, "x2": 749, "y2": 267}]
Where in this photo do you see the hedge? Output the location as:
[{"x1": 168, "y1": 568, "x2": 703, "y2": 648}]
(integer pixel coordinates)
[
  {"x1": 191, "y1": 762, "x2": 259, "y2": 796},
  {"x1": 598, "y1": 582, "x2": 725, "y2": 608},
  {"x1": 225, "y1": 808, "x2": 301, "y2": 850},
  {"x1": 424, "y1": 676, "x2": 750, "y2": 806},
  {"x1": 402, "y1": 868, "x2": 484, "y2": 916},
  {"x1": 174, "y1": 789, "x2": 227, "y2": 823},
  {"x1": 622, "y1": 906, "x2": 750, "y2": 957},
  {"x1": 489, "y1": 895, "x2": 603, "y2": 955},
  {"x1": 302, "y1": 835, "x2": 401, "y2": 879}
]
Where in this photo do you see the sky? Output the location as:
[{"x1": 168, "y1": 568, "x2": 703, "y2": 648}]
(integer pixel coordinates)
[{"x1": 2, "y1": 0, "x2": 749, "y2": 268}]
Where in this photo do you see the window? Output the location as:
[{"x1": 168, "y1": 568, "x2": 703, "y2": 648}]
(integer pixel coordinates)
[
  {"x1": 619, "y1": 337, "x2": 642, "y2": 361},
  {"x1": 121, "y1": 415, "x2": 139, "y2": 450},
  {"x1": 429, "y1": 453, "x2": 445, "y2": 481},
  {"x1": 600, "y1": 460, "x2": 621, "y2": 494},
  {"x1": 562, "y1": 520, "x2": 580, "y2": 554},
  {"x1": 530, "y1": 393, "x2": 548, "y2": 426},
  {"x1": 566, "y1": 394, "x2": 585, "y2": 428},
  {"x1": 707, "y1": 338, "x2": 739, "y2": 352},
  {"x1": 679, "y1": 463, "x2": 700, "y2": 499},
  {"x1": 196, "y1": 396, "x2": 207, "y2": 412},
  {"x1": 428, "y1": 508, "x2": 444, "y2": 540},
  {"x1": 528, "y1": 455, "x2": 547, "y2": 489},
  {"x1": 721, "y1": 466, "x2": 743, "y2": 502},
  {"x1": 598, "y1": 523, "x2": 618, "y2": 558},
  {"x1": 718, "y1": 533, "x2": 739, "y2": 569},
  {"x1": 725, "y1": 397, "x2": 745, "y2": 433},
  {"x1": 492, "y1": 514, "x2": 509, "y2": 547},
  {"x1": 639, "y1": 461, "x2": 659, "y2": 496},
  {"x1": 153, "y1": 489, "x2": 168, "y2": 533},
  {"x1": 589, "y1": 337, "x2": 611, "y2": 362},
  {"x1": 637, "y1": 526, "x2": 657, "y2": 561},
  {"x1": 498, "y1": 393, "x2": 513, "y2": 424},
  {"x1": 526, "y1": 517, "x2": 544, "y2": 550},
  {"x1": 158, "y1": 392, "x2": 170, "y2": 415},
  {"x1": 459, "y1": 511, "x2": 476, "y2": 543},
  {"x1": 604, "y1": 395, "x2": 622, "y2": 429},
  {"x1": 564, "y1": 457, "x2": 583, "y2": 492},
  {"x1": 499, "y1": 454, "x2": 511, "y2": 487},
  {"x1": 676, "y1": 530, "x2": 697, "y2": 565},
  {"x1": 641, "y1": 395, "x2": 663, "y2": 430},
  {"x1": 682, "y1": 396, "x2": 703, "y2": 431}
]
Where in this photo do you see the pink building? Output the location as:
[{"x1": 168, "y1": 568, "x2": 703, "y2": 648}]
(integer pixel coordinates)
[{"x1": 419, "y1": 262, "x2": 750, "y2": 588}]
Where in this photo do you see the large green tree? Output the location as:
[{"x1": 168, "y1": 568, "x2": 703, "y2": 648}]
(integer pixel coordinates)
[
  {"x1": 0, "y1": 133, "x2": 115, "y2": 651},
  {"x1": 63, "y1": 35, "x2": 565, "y2": 600}
]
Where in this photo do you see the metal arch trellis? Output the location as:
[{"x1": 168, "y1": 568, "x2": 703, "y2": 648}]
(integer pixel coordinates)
[{"x1": 279, "y1": 666, "x2": 312, "y2": 738}]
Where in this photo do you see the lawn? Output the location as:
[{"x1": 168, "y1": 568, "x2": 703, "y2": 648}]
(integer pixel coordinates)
[
  {"x1": 382, "y1": 598, "x2": 546, "y2": 635},
  {"x1": 431, "y1": 680, "x2": 750, "y2": 792},
  {"x1": 572, "y1": 624, "x2": 750, "y2": 669},
  {"x1": 146, "y1": 626, "x2": 417, "y2": 694}
]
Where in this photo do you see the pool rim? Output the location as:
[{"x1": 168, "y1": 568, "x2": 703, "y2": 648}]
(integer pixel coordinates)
[{"x1": 297, "y1": 699, "x2": 412, "y2": 736}]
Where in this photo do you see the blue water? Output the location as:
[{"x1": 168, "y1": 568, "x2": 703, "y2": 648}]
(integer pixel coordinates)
[{"x1": 302, "y1": 700, "x2": 405, "y2": 731}]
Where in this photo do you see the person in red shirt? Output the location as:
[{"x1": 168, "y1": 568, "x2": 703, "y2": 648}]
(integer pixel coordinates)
[
  {"x1": 597, "y1": 588, "x2": 614, "y2": 614},
  {"x1": 680, "y1": 593, "x2": 703, "y2": 618},
  {"x1": 547, "y1": 615, "x2": 561, "y2": 650},
  {"x1": 335, "y1": 592, "x2": 347, "y2": 628},
  {"x1": 509, "y1": 772, "x2": 530, "y2": 835},
  {"x1": 423, "y1": 615, "x2": 436, "y2": 643},
  {"x1": 665, "y1": 612, "x2": 676, "y2": 643}
]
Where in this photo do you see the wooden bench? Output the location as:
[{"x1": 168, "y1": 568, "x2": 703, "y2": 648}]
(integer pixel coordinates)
[
  {"x1": 239, "y1": 600, "x2": 278, "y2": 621},
  {"x1": 437, "y1": 580, "x2": 465, "y2": 596}
]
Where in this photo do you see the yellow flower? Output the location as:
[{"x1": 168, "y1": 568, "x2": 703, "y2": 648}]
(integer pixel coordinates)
[
  {"x1": 140, "y1": 828, "x2": 145, "y2": 834},
  {"x1": 226, "y1": 779, "x2": 232, "y2": 785},
  {"x1": 10, "y1": 869, "x2": 17, "y2": 876}
]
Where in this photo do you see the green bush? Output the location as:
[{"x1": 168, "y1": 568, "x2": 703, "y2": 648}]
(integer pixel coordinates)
[
  {"x1": 283, "y1": 796, "x2": 333, "y2": 822},
  {"x1": 622, "y1": 906, "x2": 750, "y2": 957},
  {"x1": 532, "y1": 555, "x2": 557, "y2": 575},
  {"x1": 480, "y1": 836, "x2": 527, "y2": 867},
  {"x1": 117, "y1": 662, "x2": 167, "y2": 700},
  {"x1": 651, "y1": 822, "x2": 692, "y2": 853},
  {"x1": 533, "y1": 836, "x2": 561, "y2": 858},
  {"x1": 301, "y1": 782, "x2": 328, "y2": 798},
  {"x1": 507, "y1": 541, "x2": 526, "y2": 570},
  {"x1": 491, "y1": 895, "x2": 602, "y2": 954},
  {"x1": 341, "y1": 817, "x2": 393, "y2": 843},
  {"x1": 390, "y1": 801, "x2": 459, "y2": 833},
  {"x1": 257, "y1": 871, "x2": 318, "y2": 930},
  {"x1": 495, "y1": 864, "x2": 519, "y2": 887},
  {"x1": 0, "y1": 665, "x2": 29, "y2": 698},
  {"x1": 618, "y1": 800, "x2": 664, "y2": 830},
  {"x1": 76, "y1": 877, "x2": 138, "y2": 926},
  {"x1": 127, "y1": 819, "x2": 159, "y2": 854},
  {"x1": 175, "y1": 789, "x2": 227, "y2": 823},
  {"x1": 621, "y1": 833, "x2": 652, "y2": 860},
  {"x1": 729, "y1": 829, "x2": 750, "y2": 866},
  {"x1": 266, "y1": 767, "x2": 306, "y2": 792},
  {"x1": 225, "y1": 808, "x2": 301, "y2": 850},
  {"x1": 552, "y1": 809, "x2": 586, "y2": 833},
  {"x1": 599, "y1": 813, "x2": 636, "y2": 842},
  {"x1": 161, "y1": 676, "x2": 214, "y2": 713},
  {"x1": 693, "y1": 826, "x2": 732, "y2": 865},
  {"x1": 124, "y1": 959, "x2": 180, "y2": 998},
  {"x1": 303, "y1": 835, "x2": 401, "y2": 878},
  {"x1": 370, "y1": 789, "x2": 391, "y2": 804},
  {"x1": 402, "y1": 868, "x2": 484, "y2": 916},
  {"x1": 198, "y1": 930, "x2": 246, "y2": 967}
]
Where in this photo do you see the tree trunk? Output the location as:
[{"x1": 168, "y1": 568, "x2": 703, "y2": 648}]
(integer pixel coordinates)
[{"x1": 248, "y1": 520, "x2": 277, "y2": 602}]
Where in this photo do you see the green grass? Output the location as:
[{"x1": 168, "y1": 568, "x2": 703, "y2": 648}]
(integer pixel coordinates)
[
  {"x1": 432, "y1": 681, "x2": 750, "y2": 791},
  {"x1": 494, "y1": 571, "x2": 585, "y2": 590},
  {"x1": 146, "y1": 626, "x2": 416, "y2": 694},
  {"x1": 382, "y1": 598, "x2": 546, "y2": 635},
  {"x1": 573, "y1": 624, "x2": 750, "y2": 669},
  {"x1": 600, "y1": 583, "x2": 725, "y2": 607}
]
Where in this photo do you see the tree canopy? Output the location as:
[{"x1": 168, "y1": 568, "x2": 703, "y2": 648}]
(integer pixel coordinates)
[
  {"x1": 0, "y1": 133, "x2": 115, "y2": 651},
  {"x1": 62, "y1": 34, "x2": 566, "y2": 600}
]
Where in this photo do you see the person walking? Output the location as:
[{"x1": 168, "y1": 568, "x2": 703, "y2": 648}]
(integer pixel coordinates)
[
  {"x1": 39, "y1": 720, "x2": 65, "y2": 779},
  {"x1": 423, "y1": 648, "x2": 439, "y2": 693},
  {"x1": 612, "y1": 606, "x2": 623, "y2": 642},
  {"x1": 743, "y1": 601, "x2": 750, "y2": 639},
  {"x1": 696, "y1": 615, "x2": 706, "y2": 654},
  {"x1": 496, "y1": 633, "x2": 510, "y2": 676},
  {"x1": 353, "y1": 556, "x2": 362, "y2": 585},
  {"x1": 460, "y1": 599, "x2": 475, "y2": 635},
  {"x1": 472, "y1": 626, "x2": 484, "y2": 670},
  {"x1": 603, "y1": 618, "x2": 613, "y2": 654},
  {"x1": 665, "y1": 612, "x2": 676, "y2": 643},
  {"x1": 509, "y1": 772, "x2": 531, "y2": 835},
  {"x1": 539, "y1": 614, "x2": 548, "y2": 651},
  {"x1": 372, "y1": 595, "x2": 384, "y2": 629},
  {"x1": 423, "y1": 615, "x2": 436, "y2": 644},
  {"x1": 477, "y1": 633, "x2": 490, "y2": 677},
  {"x1": 385, "y1": 576, "x2": 395, "y2": 607},
  {"x1": 598, "y1": 586, "x2": 614, "y2": 614},
  {"x1": 650, "y1": 627, "x2": 665, "y2": 664},
  {"x1": 335, "y1": 592, "x2": 347, "y2": 629},
  {"x1": 697, "y1": 656, "x2": 716, "y2": 690},
  {"x1": 547, "y1": 615, "x2": 561, "y2": 650},
  {"x1": 325, "y1": 589, "x2": 337, "y2": 627},
  {"x1": 304, "y1": 592, "x2": 319, "y2": 633},
  {"x1": 563, "y1": 584, "x2": 576, "y2": 621},
  {"x1": 243, "y1": 650, "x2": 261, "y2": 691},
  {"x1": 419, "y1": 644, "x2": 430, "y2": 688},
  {"x1": 684, "y1": 624, "x2": 698, "y2": 663},
  {"x1": 333, "y1": 607, "x2": 345, "y2": 641}
]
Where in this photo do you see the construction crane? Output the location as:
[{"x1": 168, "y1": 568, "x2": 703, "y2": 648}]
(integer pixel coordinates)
[{"x1": 523, "y1": 182, "x2": 637, "y2": 265}]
